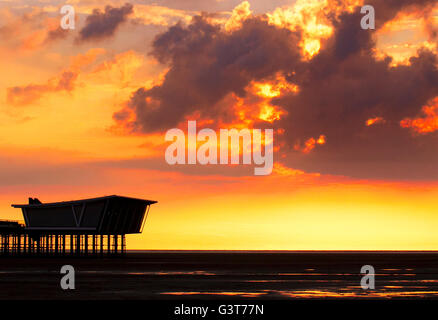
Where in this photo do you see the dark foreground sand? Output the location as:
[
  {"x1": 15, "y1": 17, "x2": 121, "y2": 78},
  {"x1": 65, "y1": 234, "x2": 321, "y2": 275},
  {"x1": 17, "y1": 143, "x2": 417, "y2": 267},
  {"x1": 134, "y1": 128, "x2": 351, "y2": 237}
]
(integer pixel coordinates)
[{"x1": 1, "y1": 251, "x2": 438, "y2": 299}]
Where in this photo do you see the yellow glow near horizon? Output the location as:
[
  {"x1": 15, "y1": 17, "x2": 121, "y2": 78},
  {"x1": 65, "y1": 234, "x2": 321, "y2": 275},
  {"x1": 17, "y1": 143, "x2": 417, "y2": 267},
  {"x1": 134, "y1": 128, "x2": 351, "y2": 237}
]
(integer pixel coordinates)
[{"x1": 122, "y1": 179, "x2": 438, "y2": 250}]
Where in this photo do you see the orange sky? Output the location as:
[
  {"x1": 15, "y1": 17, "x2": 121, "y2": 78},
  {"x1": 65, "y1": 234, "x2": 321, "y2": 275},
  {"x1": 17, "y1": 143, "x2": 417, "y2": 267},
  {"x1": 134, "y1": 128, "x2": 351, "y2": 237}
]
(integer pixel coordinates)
[{"x1": 1, "y1": 0, "x2": 438, "y2": 250}]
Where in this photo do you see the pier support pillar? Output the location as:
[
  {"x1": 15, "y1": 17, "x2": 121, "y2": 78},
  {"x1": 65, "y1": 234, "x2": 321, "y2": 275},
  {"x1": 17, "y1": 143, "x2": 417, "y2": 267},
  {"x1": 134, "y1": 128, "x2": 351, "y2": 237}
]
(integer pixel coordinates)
[
  {"x1": 76, "y1": 235, "x2": 80, "y2": 255},
  {"x1": 55, "y1": 235, "x2": 59, "y2": 255},
  {"x1": 23, "y1": 235, "x2": 27, "y2": 255},
  {"x1": 36, "y1": 236, "x2": 40, "y2": 255}
]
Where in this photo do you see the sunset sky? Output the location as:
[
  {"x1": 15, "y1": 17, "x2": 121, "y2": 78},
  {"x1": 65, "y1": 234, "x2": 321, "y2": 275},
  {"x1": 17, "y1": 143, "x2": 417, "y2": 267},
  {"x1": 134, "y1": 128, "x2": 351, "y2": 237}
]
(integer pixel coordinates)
[{"x1": 0, "y1": 0, "x2": 438, "y2": 250}]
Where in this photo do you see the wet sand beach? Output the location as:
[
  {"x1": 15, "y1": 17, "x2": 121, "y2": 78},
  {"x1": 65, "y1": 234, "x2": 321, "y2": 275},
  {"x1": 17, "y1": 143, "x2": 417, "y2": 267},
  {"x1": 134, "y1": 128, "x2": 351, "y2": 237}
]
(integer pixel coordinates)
[{"x1": 1, "y1": 251, "x2": 438, "y2": 299}]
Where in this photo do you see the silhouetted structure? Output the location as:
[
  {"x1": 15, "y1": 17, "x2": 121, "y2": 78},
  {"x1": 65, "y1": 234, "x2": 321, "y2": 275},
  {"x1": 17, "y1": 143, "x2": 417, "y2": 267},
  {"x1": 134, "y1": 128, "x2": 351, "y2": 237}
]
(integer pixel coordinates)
[{"x1": 0, "y1": 195, "x2": 156, "y2": 257}]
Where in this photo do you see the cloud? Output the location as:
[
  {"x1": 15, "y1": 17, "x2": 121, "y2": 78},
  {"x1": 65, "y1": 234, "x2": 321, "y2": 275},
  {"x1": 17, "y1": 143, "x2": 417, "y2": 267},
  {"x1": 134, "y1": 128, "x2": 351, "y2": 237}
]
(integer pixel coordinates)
[
  {"x1": 114, "y1": 14, "x2": 302, "y2": 132},
  {"x1": 400, "y1": 97, "x2": 438, "y2": 134},
  {"x1": 271, "y1": 2, "x2": 438, "y2": 180},
  {"x1": 7, "y1": 71, "x2": 78, "y2": 105},
  {"x1": 367, "y1": 0, "x2": 437, "y2": 28},
  {"x1": 0, "y1": 8, "x2": 70, "y2": 51},
  {"x1": 423, "y1": 7, "x2": 438, "y2": 40},
  {"x1": 113, "y1": 0, "x2": 438, "y2": 180},
  {"x1": 6, "y1": 48, "x2": 105, "y2": 105},
  {"x1": 90, "y1": 50, "x2": 144, "y2": 85},
  {"x1": 44, "y1": 26, "x2": 70, "y2": 43},
  {"x1": 132, "y1": 4, "x2": 196, "y2": 26},
  {"x1": 76, "y1": 3, "x2": 134, "y2": 42}
]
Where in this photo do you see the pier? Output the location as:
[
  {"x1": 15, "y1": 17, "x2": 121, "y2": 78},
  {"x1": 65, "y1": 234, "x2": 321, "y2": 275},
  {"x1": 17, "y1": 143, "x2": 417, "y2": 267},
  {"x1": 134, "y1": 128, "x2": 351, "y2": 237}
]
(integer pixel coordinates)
[{"x1": 1, "y1": 195, "x2": 156, "y2": 257}]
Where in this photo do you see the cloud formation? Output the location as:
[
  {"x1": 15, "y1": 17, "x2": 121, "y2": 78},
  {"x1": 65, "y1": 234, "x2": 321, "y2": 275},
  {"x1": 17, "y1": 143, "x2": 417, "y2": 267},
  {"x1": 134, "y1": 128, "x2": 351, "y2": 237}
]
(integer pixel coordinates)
[
  {"x1": 7, "y1": 71, "x2": 78, "y2": 106},
  {"x1": 7, "y1": 48, "x2": 105, "y2": 105},
  {"x1": 0, "y1": 8, "x2": 70, "y2": 51},
  {"x1": 114, "y1": 0, "x2": 438, "y2": 180},
  {"x1": 77, "y1": 3, "x2": 134, "y2": 42},
  {"x1": 275, "y1": 1, "x2": 438, "y2": 179},
  {"x1": 114, "y1": 14, "x2": 302, "y2": 131}
]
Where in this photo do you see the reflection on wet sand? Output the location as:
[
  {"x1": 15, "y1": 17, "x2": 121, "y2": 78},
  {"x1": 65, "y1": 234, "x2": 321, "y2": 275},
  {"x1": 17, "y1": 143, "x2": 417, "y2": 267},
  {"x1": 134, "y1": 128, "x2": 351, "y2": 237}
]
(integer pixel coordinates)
[
  {"x1": 81, "y1": 270, "x2": 216, "y2": 276},
  {"x1": 276, "y1": 290, "x2": 438, "y2": 298},
  {"x1": 161, "y1": 291, "x2": 266, "y2": 298},
  {"x1": 2, "y1": 252, "x2": 438, "y2": 299},
  {"x1": 156, "y1": 266, "x2": 438, "y2": 299},
  {"x1": 160, "y1": 282, "x2": 438, "y2": 299},
  {"x1": 160, "y1": 288, "x2": 438, "y2": 299}
]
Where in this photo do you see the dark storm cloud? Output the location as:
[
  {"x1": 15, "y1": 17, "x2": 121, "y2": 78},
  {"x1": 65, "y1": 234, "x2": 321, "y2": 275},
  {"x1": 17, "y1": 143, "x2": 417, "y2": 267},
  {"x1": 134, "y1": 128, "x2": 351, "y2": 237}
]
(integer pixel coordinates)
[
  {"x1": 114, "y1": 0, "x2": 438, "y2": 180},
  {"x1": 275, "y1": 2, "x2": 438, "y2": 180},
  {"x1": 77, "y1": 3, "x2": 133, "y2": 42},
  {"x1": 331, "y1": 11, "x2": 375, "y2": 60},
  {"x1": 277, "y1": 50, "x2": 438, "y2": 179},
  {"x1": 114, "y1": 14, "x2": 302, "y2": 132}
]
